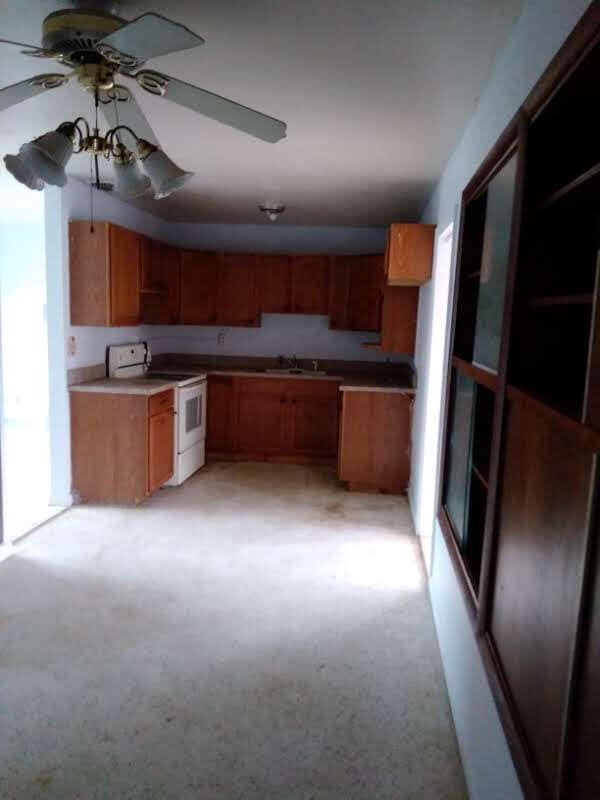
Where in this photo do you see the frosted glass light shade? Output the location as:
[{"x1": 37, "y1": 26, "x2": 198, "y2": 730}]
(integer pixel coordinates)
[
  {"x1": 3, "y1": 153, "x2": 44, "y2": 190},
  {"x1": 138, "y1": 145, "x2": 193, "y2": 198},
  {"x1": 113, "y1": 157, "x2": 151, "y2": 198},
  {"x1": 19, "y1": 130, "x2": 73, "y2": 187}
]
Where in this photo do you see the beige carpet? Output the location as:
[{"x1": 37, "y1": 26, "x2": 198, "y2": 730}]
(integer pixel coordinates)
[{"x1": 0, "y1": 462, "x2": 466, "y2": 799}]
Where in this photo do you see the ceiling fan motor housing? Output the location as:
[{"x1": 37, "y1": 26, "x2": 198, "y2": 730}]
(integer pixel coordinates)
[{"x1": 41, "y1": 9, "x2": 125, "y2": 57}]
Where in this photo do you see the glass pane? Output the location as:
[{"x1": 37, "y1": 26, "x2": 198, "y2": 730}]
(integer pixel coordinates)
[
  {"x1": 473, "y1": 154, "x2": 518, "y2": 370},
  {"x1": 443, "y1": 371, "x2": 476, "y2": 546},
  {"x1": 185, "y1": 396, "x2": 200, "y2": 433}
]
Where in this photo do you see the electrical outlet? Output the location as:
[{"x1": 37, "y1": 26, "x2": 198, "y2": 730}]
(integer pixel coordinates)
[
  {"x1": 217, "y1": 330, "x2": 225, "y2": 345},
  {"x1": 67, "y1": 335, "x2": 76, "y2": 356}
]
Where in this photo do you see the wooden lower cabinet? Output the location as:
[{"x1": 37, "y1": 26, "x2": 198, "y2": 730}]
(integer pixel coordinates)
[
  {"x1": 71, "y1": 389, "x2": 174, "y2": 505},
  {"x1": 338, "y1": 390, "x2": 412, "y2": 492},
  {"x1": 489, "y1": 393, "x2": 595, "y2": 797},
  {"x1": 206, "y1": 375, "x2": 340, "y2": 463}
]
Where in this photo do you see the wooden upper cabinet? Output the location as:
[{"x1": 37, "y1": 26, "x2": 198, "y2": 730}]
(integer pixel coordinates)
[
  {"x1": 379, "y1": 286, "x2": 419, "y2": 354},
  {"x1": 385, "y1": 223, "x2": 435, "y2": 286},
  {"x1": 291, "y1": 255, "x2": 331, "y2": 314},
  {"x1": 69, "y1": 220, "x2": 141, "y2": 326},
  {"x1": 329, "y1": 255, "x2": 383, "y2": 331},
  {"x1": 140, "y1": 237, "x2": 180, "y2": 325},
  {"x1": 179, "y1": 250, "x2": 219, "y2": 325},
  {"x1": 329, "y1": 256, "x2": 352, "y2": 329},
  {"x1": 258, "y1": 254, "x2": 292, "y2": 313},
  {"x1": 218, "y1": 253, "x2": 260, "y2": 327}
]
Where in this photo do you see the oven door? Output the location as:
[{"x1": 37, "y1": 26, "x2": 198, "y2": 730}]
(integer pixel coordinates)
[{"x1": 177, "y1": 381, "x2": 206, "y2": 453}]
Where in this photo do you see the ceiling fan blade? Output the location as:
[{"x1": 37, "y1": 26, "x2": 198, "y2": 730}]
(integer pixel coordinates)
[
  {"x1": 97, "y1": 13, "x2": 204, "y2": 65},
  {"x1": 134, "y1": 71, "x2": 287, "y2": 143},
  {"x1": 100, "y1": 87, "x2": 160, "y2": 150},
  {"x1": 0, "y1": 74, "x2": 69, "y2": 112},
  {"x1": 0, "y1": 38, "x2": 53, "y2": 58}
]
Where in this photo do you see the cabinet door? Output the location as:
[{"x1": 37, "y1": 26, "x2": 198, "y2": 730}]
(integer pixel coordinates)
[
  {"x1": 148, "y1": 409, "x2": 174, "y2": 493},
  {"x1": 291, "y1": 255, "x2": 331, "y2": 314},
  {"x1": 338, "y1": 391, "x2": 412, "y2": 489},
  {"x1": 109, "y1": 224, "x2": 141, "y2": 325},
  {"x1": 236, "y1": 378, "x2": 288, "y2": 455},
  {"x1": 490, "y1": 394, "x2": 594, "y2": 796},
  {"x1": 218, "y1": 254, "x2": 260, "y2": 326},
  {"x1": 288, "y1": 383, "x2": 340, "y2": 458},
  {"x1": 180, "y1": 251, "x2": 219, "y2": 324},
  {"x1": 141, "y1": 238, "x2": 180, "y2": 324},
  {"x1": 258, "y1": 254, "x2": 292, "y2": 313},
  {"x1": 380, "y1": 287, "x2": 419, "y2": 354},
  {"x1": 206, "y1": 375, "x2": 235, "y2": 453},
  {"x1": 349, "y1": 255, "x2": 384, "y2": 331},
  {"x1": 386, "y1": 223, "x2": 435, "y2": 286},
  {"x1": 329, "y1": 257, "x2": 351, "y2": 329}
]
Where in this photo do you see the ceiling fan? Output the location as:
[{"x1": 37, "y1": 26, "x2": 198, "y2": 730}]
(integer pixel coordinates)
[{"x1": 0, "y1": 5, "x2": 287, "y2": 199}]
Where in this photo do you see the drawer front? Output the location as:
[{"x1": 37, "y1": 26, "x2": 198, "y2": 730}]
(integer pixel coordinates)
[{"x1": 148, "y1": 389, "x2": 174, "y2": 417}]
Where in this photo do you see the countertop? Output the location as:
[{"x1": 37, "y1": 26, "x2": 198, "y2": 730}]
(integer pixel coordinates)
[
  {"x1": 68, "y1": 367, "x2": 415, "y2": 396},
  {"x1": 69, "y1": 377, "x2": 178, "y2": 396}
]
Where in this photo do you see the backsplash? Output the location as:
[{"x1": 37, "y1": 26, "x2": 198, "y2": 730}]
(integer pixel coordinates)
[{"x1": 145, "y1": 314, "x2": 410, "y2": 365}]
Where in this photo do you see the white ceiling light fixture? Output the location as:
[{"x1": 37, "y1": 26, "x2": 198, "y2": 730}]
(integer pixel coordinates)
[
  {"x1": 0, "y1": 7, "x2": 287, "y2": 201},
  {"x1": 260, "y1": 203, "x2": 286, "y2": 222}
]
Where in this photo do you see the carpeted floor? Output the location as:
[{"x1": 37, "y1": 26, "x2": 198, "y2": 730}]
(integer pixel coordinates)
[{"x1": 0, "y1": 462, "x2": 466, "y2": 799}]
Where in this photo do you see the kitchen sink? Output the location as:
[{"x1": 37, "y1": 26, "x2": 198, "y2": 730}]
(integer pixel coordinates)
[{"x1": 264, "y1": 368, "x2": 328, "y2": 376}]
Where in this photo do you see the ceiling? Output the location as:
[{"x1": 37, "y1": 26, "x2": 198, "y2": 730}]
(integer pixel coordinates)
[{"x1": 0, "y1": 0, "x2": 524, "y2": 226}]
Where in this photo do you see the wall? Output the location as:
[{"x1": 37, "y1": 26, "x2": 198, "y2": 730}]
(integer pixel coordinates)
[{"x1": 410, "y1": 1, "x2": 593, "y2": 798}]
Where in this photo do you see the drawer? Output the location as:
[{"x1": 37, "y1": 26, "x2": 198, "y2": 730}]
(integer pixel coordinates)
[{"x1": 148, "y1": 389, "x2": 174, "y2": 417}]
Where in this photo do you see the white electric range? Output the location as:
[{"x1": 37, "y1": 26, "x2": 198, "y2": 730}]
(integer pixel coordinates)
[{"x1": 107, "y1": 343, "x2": 207, "y2": 486}]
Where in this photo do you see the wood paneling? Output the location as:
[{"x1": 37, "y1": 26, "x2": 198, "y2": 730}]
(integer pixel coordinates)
[
  {"x1": 236, "y1": 378, "x2": 288, "y2": 454},
  {"x1": 70, "y1": 392, "x2": 148, "y2": 505},
  {"x1": 291, "y1": 255, "x2": 331, "y2": 314},
  {"x1": 69, "y1": 221, "x2": 110, "y2": 326},
  {"x1": 338, "y1": 391, "x2": 412, "y2": 491},
  {"x1": 385, "y1": 223, "x2": 435, "y2": 286},
  {"x1": 218, "y1": 253, "x2": 259, "y2": 326},
  {"x1": 490, "y1": 394, "x2": 595, "y2": 796},
  {"x1": 141, "y1": 238, "x2": 180, "y2": 324},
  {"x1": 147, "y1": 409, "x2": 174, "y2": 493},
  {"x1": 206, "y1": 375, "x2": 235, "y2": 454},
  {"x1": 258, "y1": 254, "x2": 292, "y2": 313},
  {"x1": 109, "y1": 224, "x2": 141, "y2": 326},
  {"x1": 380, "y1": 287, "x2": 419, "y2": 354},
  {"x1": 288, "y1": 382, "x2": 340, "y2": 458},
  {"x1": 179, "y1": 251, "x2": 219, "y2": 324}
]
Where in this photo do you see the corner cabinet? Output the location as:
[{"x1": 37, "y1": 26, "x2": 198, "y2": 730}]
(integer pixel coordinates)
[
  {"x1": 70, "y1": 388, "x2": 174, "y2": 504},
  {"x1": 385, "y1": 223, "x2": 435, "y2": 286},
  {"x1": 69, "y1": 221, "x2": 141, "y2": 326}
]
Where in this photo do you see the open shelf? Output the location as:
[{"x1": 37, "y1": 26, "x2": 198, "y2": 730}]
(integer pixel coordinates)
[
  {"x1": 472, "y1": 464, "x2": 489, "y2": 490},
  {"x1": 540, "y1": 161, "x2": 600, "y2": 210}
]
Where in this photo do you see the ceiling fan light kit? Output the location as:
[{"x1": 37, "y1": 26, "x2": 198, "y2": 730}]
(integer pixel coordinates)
[{"x1": 0, "y1": 7, "x2": 287, "y2": 203}]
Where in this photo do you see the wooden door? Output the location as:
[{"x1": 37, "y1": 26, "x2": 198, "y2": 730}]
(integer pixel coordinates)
[
  {"x1": 179, "y1": 251, "x2": 219, "y2": 324},
  {"x1": 206, "y1": 375, "x2": 235, "y2": 454},
  {"x1": 236, "y1": 378, "x2": 288, "y2": 455},
  {"x1": 218, "y1": 254, "x2": 260, "y2": 326},
  {"x1": 329, "y1": 256, "x2": 351, "y2": 329},
  {"x1": 109, "y1": 224, "x2": 141, "y2": 325},
  {"x1": 385, "y1": 223, "x2": 435, "y2": 286},
  {"x1": 147, "y1": 409, "x2": 174, "y2": 492},
  {"x1": 490, "y1": 394, "x2": 595, "y2": 797},
  {"x1": 380, "y1": 286, "x2": 419, "y2": 354},
  {"x1": 338, "y1": 391, "x2": 412, "y2": 490},
  {"x1": 258, "y1": 254, "x2": 292, "y2": 313},
  {"x1": 288, "y1": 382, "x2": 340, "y2": 459},
  {"x1": 141, "y1": 238, "x2": 180, "y2": 324},
  {"x1": 349, "y1": 254, "x2": 384, "y2": 331},
  {"x1": 291, "y1": 255, "x2": 331, "y2": 314}
]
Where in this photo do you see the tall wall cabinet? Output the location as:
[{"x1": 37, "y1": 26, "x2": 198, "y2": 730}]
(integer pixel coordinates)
[{"x1": 438, "y1": 10, "x2": 600, "y2": 799}]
